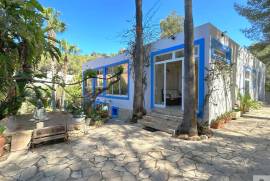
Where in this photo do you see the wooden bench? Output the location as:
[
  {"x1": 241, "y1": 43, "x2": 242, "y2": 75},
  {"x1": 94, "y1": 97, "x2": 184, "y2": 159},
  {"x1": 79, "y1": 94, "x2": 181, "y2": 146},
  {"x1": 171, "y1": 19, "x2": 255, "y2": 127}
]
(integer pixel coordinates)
[{"x1": 32, "y1": 125, "x2": 68, "y2": 147}]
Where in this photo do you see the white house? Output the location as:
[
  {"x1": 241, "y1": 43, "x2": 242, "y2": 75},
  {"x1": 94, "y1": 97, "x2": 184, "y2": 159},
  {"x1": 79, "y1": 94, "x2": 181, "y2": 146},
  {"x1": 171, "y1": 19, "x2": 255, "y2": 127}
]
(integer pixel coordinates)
[{"x1": 82, "y1": 23, "x2": 265, "y2": 132}]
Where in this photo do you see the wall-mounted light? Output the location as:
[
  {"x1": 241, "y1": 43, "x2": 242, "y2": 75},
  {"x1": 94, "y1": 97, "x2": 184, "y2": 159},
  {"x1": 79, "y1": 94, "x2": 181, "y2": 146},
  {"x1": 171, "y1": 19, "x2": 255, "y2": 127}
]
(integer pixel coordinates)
[
  {"x1": 170, "y1": 34, "x2": 176, "y2": 40},
  {"x1": 221, "y1": 31, "x2": 228, "y2": 37}
]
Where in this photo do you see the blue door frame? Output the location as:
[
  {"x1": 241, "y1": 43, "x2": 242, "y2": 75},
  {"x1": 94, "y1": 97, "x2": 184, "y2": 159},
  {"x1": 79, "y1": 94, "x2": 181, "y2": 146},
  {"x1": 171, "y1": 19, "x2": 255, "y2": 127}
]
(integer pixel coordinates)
[{"x1": 150, "y1": 38, "x2": 205, "y2": 118}]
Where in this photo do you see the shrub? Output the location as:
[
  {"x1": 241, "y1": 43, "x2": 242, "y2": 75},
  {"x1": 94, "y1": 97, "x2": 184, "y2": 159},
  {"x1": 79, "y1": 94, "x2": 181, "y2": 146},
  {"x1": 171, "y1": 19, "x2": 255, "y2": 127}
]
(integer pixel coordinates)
[
  {"x1": 94, "y1": 119, "x2": 104, "y2": 127},
  {"x1": 238, "y1": 93, "x2": 262, "y2": 113},
  {"x1": 0, "y1": 125, "x2": 5, "y2": 135}
]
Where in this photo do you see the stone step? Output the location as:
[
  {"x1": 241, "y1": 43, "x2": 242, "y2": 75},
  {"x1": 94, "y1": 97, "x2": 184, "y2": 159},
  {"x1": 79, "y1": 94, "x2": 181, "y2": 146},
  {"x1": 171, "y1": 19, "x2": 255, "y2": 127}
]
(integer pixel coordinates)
[
  {"x1": 138, "y1": 119, "x2": 175, "y2": 134},
  {"x1": 152, "y1": 108, "x2": 183, "y2": 117},
  {"x1": 148, "y1": 112, "x2": 182, "y2": 122},
  {"x1": 139, "y1": 115, "x2": 181, "y2": 134}
]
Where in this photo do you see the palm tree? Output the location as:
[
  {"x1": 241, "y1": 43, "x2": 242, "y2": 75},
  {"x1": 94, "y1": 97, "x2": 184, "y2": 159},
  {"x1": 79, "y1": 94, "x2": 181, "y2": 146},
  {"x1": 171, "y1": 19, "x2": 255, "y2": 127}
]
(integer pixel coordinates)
[
  {"x1": 132, "y1": 0, "x2": 145, "y2": 122},
  {"x1": 60, "y1": 40, "x2": 79, "y2": 111},
  {"x1": 43, "y1": 8, "x2": 66, "y2": 111},
  {"x1": 176, "y1": 0, "x2": 198, "y2": 136}
]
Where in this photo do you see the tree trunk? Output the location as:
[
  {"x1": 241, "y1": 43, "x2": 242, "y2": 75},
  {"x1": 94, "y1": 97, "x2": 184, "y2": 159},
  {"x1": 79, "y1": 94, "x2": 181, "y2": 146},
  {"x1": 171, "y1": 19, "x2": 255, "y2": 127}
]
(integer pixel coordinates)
[
  {"x1": 176, "y1": 0, "x2": 198, "y2": 136},
  {"x1": 131, "y1": 0, "x2": 144, "y2": 122},
  {"x1": 49, "y1": 30, "x2": 57, "y2": 111},
  {"x1": 60, "y1": 55, "x2": 68, "y2": 111}
]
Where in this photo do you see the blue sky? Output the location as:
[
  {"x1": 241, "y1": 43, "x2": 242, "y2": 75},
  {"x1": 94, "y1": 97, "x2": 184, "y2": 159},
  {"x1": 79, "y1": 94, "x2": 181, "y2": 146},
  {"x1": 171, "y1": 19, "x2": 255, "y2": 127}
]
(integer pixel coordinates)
[{"x1": 39, "y1": 0, "x2": 251, "y2": 54}]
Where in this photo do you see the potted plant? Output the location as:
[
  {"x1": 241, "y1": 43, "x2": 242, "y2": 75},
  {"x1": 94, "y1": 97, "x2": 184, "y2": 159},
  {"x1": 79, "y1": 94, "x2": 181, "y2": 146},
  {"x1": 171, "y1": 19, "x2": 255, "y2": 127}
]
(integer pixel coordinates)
[
  {"x1": 0, "y1": 125, "x2": 6, "y2": 156},
  {"x1": 224, "y1": 112, "x2": 232, "y2": 123},
  {"x1": 232, "y1": 108, "x2": 241, "y2": 120},
  {"x1": 210, "y1": 117, "x2": 225, "y2": 129},
  {"x1": 72, "y1": 106, "x2": 85, "y2": 123}
]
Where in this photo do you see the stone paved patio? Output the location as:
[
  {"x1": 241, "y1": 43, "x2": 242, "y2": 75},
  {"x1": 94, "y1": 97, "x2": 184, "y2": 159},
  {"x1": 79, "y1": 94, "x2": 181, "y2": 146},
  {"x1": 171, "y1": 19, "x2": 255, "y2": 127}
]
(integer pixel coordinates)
[{"x1": 0, "y1": 106, "x2": 270, "y2": 181}]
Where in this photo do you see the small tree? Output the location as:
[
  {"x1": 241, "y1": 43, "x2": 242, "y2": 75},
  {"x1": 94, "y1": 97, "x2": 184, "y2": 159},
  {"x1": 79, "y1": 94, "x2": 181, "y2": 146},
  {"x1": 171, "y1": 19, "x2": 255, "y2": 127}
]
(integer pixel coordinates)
[
  {"x1": 160, "y1": 11, "x2": 184, "y2": 38},
  {"x1": 60, "y1": 40, "x2": 80, "y2": 111},
  {"x1": 43, "y1": 8, "x2": 66, "y2": 111}
]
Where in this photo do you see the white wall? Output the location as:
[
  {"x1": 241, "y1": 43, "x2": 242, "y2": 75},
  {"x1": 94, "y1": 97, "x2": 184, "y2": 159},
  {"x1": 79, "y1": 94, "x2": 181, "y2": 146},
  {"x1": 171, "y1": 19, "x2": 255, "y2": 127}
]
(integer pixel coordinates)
[
  {"x1": 207, "y1": 24, "x2": 266, "y2": 123},
  {"x1": 82, "y1": 23, "x2": 265, "y2": 123},
  {"x1": 82, "y1": 54, "x2": 134, "y2": 111}
]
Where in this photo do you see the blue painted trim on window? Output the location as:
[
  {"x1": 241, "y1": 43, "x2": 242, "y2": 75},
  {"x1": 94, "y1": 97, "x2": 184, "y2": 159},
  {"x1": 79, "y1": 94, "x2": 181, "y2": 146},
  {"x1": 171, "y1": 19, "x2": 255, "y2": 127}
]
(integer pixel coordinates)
[
  {"x1": 89, "y1": 59, "x2": 130, "y2": 100},
  {"x1": 150, "y1": 38, "x2": 205, "y2": 118},
  {"x1": 211, "y1": 38, "x2": 232, "y2": 64},
  {"x1": 197, "y1": 39, "x2": 205, "y2": 118}
]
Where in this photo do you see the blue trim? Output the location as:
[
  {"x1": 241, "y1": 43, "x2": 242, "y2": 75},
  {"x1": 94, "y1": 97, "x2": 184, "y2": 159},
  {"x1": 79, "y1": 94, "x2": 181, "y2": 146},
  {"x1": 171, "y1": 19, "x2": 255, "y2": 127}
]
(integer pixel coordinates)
[
  {"x1": 88, "y1": 59, "x2": 130, "y2": 100},
  {"x1": 150, "y1": 38, "x2": 205, "y2": 118},
  {"x1": 197, "y1": 39, "x2": 205, "y2": 118},
  {"x1": 211, "y1": 38, "x2": 232, "y2": 64}
]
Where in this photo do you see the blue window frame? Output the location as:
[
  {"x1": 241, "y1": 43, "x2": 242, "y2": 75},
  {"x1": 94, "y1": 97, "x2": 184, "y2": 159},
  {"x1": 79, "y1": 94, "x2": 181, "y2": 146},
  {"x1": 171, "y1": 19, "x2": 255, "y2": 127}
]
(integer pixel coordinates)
[
  {"x1": 84, "y1": 59, "x2": 130, "y2": 100},
  {"x1": 211, "y1": 38, "x2": 232, "y2": 64},
  {"x1": 150, "y1": 38, "x2": 205, "y2": 118}
]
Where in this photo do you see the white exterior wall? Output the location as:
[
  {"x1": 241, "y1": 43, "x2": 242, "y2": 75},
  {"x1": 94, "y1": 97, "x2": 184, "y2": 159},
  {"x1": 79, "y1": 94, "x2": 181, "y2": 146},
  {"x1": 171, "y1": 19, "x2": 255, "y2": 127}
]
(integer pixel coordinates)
[
  {"x1": 82, "y1": 54, "x2": 134, "y2": 114},
  {"x1": 82, "y1": 23, "x2": 265, "y2": 123},
  {"x1": 207, "y1": 24, "x2": 266, "y2": 123},
  {"x1": 236, "y1": 48, "x2": 266, "y2": 100}
]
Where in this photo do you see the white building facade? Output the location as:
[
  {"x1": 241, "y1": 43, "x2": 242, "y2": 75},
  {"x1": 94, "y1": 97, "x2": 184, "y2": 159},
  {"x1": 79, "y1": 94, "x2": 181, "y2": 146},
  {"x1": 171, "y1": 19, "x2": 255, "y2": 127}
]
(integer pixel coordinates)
[{"x1": 82, "y1": 23, "x2": 265, "y2": 124}]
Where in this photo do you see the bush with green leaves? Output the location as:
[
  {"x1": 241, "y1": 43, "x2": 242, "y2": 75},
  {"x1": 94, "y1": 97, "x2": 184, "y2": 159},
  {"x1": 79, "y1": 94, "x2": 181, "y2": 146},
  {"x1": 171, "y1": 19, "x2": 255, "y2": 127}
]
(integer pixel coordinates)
[
  {"x1": 238, "y1": 93, "x2": 262, "y2": 113},
  {"x1": 0, "y1": 125, "x2": 5, "y2": 135}
]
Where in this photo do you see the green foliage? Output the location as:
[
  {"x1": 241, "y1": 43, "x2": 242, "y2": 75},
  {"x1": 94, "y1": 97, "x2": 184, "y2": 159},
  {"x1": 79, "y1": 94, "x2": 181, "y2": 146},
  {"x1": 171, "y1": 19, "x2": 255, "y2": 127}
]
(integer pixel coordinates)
[
  {"x1": 0, "y1": 0, "x2": 62, "y2": 119},
  {"x1": 235, "y1": 0, "x2": 270, "y2": 91},
  {"x1": 0, "y1": 125, "x2": 5, "y2": 135},
  {"x1": 160, "y1": 11, "x2": 184, "y2": 38},
  {"x1": 238, "y1": 93, "x2": 262, "y2": 113}
]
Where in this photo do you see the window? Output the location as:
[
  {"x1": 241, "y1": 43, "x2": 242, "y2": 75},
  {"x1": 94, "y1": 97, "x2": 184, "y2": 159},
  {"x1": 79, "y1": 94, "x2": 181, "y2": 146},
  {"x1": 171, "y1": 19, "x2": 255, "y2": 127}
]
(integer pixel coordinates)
[
  {"x1": 85, "y1": 79, "x2": 93, "y2": 92},
  {"x1": 155, "y1": 53, "x2": 172, "y2": 62},
  {"x1": 106, "y1": 63, "x2": 128, "y2": 96},
  {"x1": 95, "y1": 69, "x2": 104, "y2": 93},
  {"x1": 212, "y1": 49, "x2": 226, "y2": 62},
  {"x1": 175, "y1": 50, "x2": 184, "y2": 58}
]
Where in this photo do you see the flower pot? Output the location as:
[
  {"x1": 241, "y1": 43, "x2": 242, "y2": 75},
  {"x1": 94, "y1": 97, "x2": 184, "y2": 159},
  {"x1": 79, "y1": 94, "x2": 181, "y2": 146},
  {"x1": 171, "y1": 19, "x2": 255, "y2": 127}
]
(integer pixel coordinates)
[
  {"x1": 232, "y1": 111, "x2": 241, "y2": 120},
  {"x1": 0, "y1": 135, "x2": 6, "y2": 157},
  {"x1": 73, "y1": 116, "x2": 85, "y2": 123},
  {"x1": 211, "y1": 120, "x2": 224, "y2": 129}
]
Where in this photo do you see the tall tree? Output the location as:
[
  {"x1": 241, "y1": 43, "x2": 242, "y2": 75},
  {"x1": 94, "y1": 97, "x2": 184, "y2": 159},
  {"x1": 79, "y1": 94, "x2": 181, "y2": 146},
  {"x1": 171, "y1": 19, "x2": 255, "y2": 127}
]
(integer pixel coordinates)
[
  {"x1": 160, "y1": 11, "x2": 184, "y2": 38},
  {"x1": 132, "y1": 0, "x2": 144, "y2": 122},
  {"x1": 235, "y1": 0, "x2": 270, "y2": 91},
  {"x1": 176, "y1": 0, "x2": 198, "y2": 136},
  {"x1": 0, "y1": 0, "x2": 61, "y2": 119},
  {"x1": 60, "y1": 40, "x2": 79, "y2": 111},
  {"x1": 43, "y1": 8, "x2": 65, "y2": 111}
]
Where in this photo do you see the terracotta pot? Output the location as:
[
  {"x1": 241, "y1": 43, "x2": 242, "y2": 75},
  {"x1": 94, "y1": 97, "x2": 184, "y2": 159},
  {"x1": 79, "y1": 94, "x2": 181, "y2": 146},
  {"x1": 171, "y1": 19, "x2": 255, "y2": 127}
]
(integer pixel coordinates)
[
  {"x1": 211, "y1": 120, "x2": 224, "y2": 129},
  {"x1": 0, "y1": 135, "x2": 6, "y2": 157}
]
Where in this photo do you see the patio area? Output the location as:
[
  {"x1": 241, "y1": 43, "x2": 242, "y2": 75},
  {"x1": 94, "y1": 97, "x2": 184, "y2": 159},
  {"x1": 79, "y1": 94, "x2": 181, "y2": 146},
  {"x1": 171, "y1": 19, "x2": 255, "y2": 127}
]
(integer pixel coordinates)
[{"x1": 0, "y1": 106, "x2": 270, "y2": 181}]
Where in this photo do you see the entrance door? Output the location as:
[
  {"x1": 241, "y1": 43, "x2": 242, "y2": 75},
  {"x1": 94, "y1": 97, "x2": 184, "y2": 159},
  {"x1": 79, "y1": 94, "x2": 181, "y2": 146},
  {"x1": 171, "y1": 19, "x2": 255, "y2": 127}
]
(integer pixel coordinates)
[{"x1": 154, "y1": 63, "x2": 165, "y2": 107}]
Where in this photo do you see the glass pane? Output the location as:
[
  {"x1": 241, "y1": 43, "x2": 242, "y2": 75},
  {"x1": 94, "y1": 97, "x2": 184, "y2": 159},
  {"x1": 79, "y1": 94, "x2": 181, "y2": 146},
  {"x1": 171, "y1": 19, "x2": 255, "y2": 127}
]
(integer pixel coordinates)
[
  {"x1": 166, "y1": 61, "x2": 181, "y2": 106},
  {"x1": 195, "y1": 46, "x2": 199, "y2": 56},
  {"x1": 155, "y1": 53, "x2": 172, "y2": 62},
  {"x1": 175, "y1": 50, "x2": 184, "y2": 58},
  {"x1": 120, "y1": 66, "x2": 128, "y2": 95},
  {"x1": 245, "y1": 80, "x2": 250, "y2": 95},
  {"x1": 245, "y1": 71, "x2": 250, "y2": 79},
  {"x1": 155, "y1": 64, "x2": 165, "y2": 105}
]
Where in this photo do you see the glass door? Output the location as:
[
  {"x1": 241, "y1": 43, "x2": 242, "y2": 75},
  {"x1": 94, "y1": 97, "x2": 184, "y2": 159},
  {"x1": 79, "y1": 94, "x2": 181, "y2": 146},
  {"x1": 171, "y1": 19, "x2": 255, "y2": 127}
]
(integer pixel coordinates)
[{"x1": 154, "y1": 63, "x2": 166, "y2": 107}]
